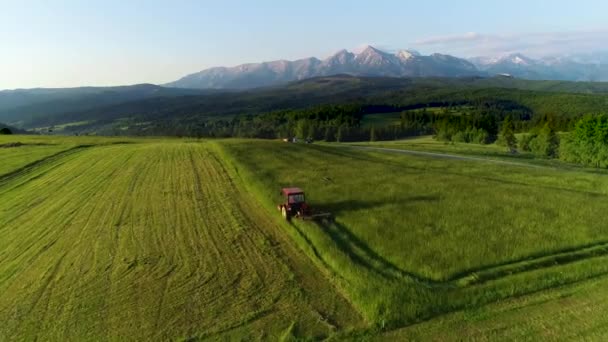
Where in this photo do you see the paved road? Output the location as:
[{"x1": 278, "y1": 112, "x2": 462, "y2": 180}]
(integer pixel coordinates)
[{"x1": 345, "y1": 145, "x2": 550, "y2": 169}]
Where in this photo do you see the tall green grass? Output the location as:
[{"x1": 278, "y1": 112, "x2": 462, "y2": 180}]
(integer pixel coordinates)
[{"x1": 217, "y1": 139, "x2": 608, "y2": 327}]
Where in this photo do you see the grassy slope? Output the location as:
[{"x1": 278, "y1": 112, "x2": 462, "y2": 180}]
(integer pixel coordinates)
[
  {"x1": 360, "y1": 113, "x2": 402, "y2": 128},
  {"x1": 379, "y1": 273, "x2": 608, "y2": 341},
  {"x1": 352, "y1": 135, "x2": 604, "y2": 170},
  {"x1": 0, "y1": 144, "x2": 75, "y2": 176},
  {"x1": 0, "y1": 139, "x2": 361, "y2": 340},
  {"x1": 221, "y1": 140, "x2": 608, "y2": 280},
  {"x1": 218, "y1": 139, "x2": 608, "y2": 327},
  {"x1": 0, "y1": 135, "x2": 159, "y2": 177}
]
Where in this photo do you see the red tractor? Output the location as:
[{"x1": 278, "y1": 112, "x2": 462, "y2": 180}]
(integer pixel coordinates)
[{"x1": 277, "y1": 187, "x2": 333, "y2": 222}]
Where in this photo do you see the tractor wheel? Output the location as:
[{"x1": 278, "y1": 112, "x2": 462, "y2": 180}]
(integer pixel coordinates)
[{"x1": 281, "y1": 207, "x2": 290, "y2": 221}]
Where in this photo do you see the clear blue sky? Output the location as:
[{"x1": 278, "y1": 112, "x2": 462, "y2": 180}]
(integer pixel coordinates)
[{"x1": 1, "y1": 0, "x2": 607, "y2": 89}]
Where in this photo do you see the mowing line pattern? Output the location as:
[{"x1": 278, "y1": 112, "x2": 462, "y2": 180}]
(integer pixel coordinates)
[
  {"x1": 0, "y1": 144, "x2": 82, "y2": 179},
  {"x1": 0, "y1": 142, "x2": 360, "y2": 340}
]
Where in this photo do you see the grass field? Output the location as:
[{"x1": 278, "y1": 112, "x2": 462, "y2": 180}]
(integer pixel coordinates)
[
  {"x1": 4, "y1": 135, "x2": 608, "y2": 339},
  {"x1": 0, "y1": 143, "x2": 75, "y2": 176},
  {"x1": 0, "y1": 138, "x2": 361, "y2": 340},
  {"x1": 360, "y1": 113, "x2": 402, "y2": 128},
  {"x1": 221, "y1": 140, "x2": 608, "y2": 279},
  {"x1": 219, "y1": 139, "x2": 608, "y2": 327},
  {"x1": 360, "y1": 107, "x2": 473, "y2": 128},
  {"x1": 380, "y1": 272, "x2": 608, "y2": 341}
]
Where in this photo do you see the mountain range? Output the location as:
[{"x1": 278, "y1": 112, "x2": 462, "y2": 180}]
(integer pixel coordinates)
[
  {"x1": 165, "y1": 46, "x2": 479, "y2": 89},
  {"x1": 166, "y1": 46, "x2": 608, "y2": 89},
  {"x1": 471, "y1": 53, "x2": 608, "y2": 82}
]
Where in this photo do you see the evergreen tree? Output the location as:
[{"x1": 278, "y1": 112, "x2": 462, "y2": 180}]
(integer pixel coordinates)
[
  {"x1": 498, "y1": 116, "x2": 517, "y2": 152},
  {"x1": 530, "y1": 123, "x2": 559, "y2": 157},
  {"x1": 323, "y1": 126, "x2": 335, "y2": 142},
  {"x1": 295, "y1": 120, "x2": 308, "y2": 139},
  {"x1": 336, "y1": 125, "x2": 343, "y2": 143},
  {"x1": 519, "y1": 133, "x2": 535, "y2": 152},
  {"x1": 307, "y1": 123, "x2": 316, "y2": 140},
  {"x1": 370, "y1": 126, "x2": 377, "y2": 142}
]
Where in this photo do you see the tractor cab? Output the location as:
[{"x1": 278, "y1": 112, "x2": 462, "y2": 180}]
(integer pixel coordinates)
[
  {"x1": 278, "y1": 187, "x2": 309, "y2": 220},
  {"x1": 277, "y1": 187, "x2": 333, "y2": 222},
  {"x1": 285, "y1": 188, "x2": 305, "y2": 204}
]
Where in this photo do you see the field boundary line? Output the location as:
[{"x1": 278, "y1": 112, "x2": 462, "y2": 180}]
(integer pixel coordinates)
[
  {"x1": 0, "y1": 145, "x2": 94, "y2": 186},
  {"x1": 344, "y1": 145, "x2": 549, "y2": 169},
  {"x1": 209, "y1": 142, "x2": 367, "y2": 325}
]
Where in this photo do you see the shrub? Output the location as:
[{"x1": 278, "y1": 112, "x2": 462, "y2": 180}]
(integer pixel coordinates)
[
  {"x1": 452, "y1": 131, "x2": 467, "y2": 143},
  {"x1": 529, "y1": 123, "x2": 559, "y2": 158},
  {"x1": 471, "y1": 128, "x2": 490, "y2": 144},
  {"x1": 561, "y1": 115, "x2": 608, "y2": 167},
  {"x1": 519, "y1": 134, "x2": 535, "y2": 152}
]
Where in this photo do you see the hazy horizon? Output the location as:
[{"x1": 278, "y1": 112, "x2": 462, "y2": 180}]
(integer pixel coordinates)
[{"x1": 1, "y1": 0, "x2": 607, "y2": 90}]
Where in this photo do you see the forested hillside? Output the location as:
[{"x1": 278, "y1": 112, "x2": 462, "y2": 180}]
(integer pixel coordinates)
[{"x1": 3, "y1": 76, "x2": 608, "y2": 140}]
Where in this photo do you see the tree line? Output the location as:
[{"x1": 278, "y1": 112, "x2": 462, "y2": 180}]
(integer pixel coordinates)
[{"x1": 485, "y1": 114, "x2": 608, "y2": 169}]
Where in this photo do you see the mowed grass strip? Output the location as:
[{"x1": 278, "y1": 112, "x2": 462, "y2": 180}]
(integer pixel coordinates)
[
  {"x1": 0, "y1": 143, "x2": 77, "y2": 177},
  {"x1": 0, "y1": 134, "x2": 157, "y2": 178},
  {"x1": 0, "y1": 141, "x2": 360, "y2": 340}
]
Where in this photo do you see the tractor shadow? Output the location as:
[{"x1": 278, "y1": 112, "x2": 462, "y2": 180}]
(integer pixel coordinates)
[
  {"x1": 312, "y1": 195, "x2": 441, "y2": 282},
  {"x1": 316, "y1": 194, "x2": 440, "y2": 216},
  {"x1": 316, "y1": 219, "x2": 439, "y2": 283}
]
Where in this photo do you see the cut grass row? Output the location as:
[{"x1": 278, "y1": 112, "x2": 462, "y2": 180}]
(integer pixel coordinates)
[
  {"x1": 0, "y1": 144, "x2": 76, "y2": 177},
  {"x1": 0, "y1": 140, "x2": 361, "y2": 340}
]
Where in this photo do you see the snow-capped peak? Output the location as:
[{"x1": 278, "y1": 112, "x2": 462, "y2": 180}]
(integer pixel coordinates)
[
  {"x1": 353, "y1": 45, "x2": 397, "y2": 66},
  {"x1": 469, "y1": 56, "x2": 501, "y2": 66},
  {"x1": 324, "y1": 49, "x2": 355, "y2": 64},
  {"x1": 356, "y1": 45, "x2": 384, "y2": 56},
  {"x1": 471, "y1": 53, "x2": 536, "y2": 67},
  {"x1": 331, "y1": 49, "x2": 350, "y2": 57},
  {"x1": 397, "y1": 50, "x2": 420, "y2": 61},
  {"x1": 498, "y1": 53, "x2": 535, "y2": 66}
]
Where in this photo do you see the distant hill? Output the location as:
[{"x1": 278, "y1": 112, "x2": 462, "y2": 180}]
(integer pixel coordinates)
[
  {"x1": 0, "y1": 84, "x2": 209, "y2": 127},
  {"x1": 2, "y1": 75, "x2": 604, "y2": 134},
  {"x1": 0, "y1": 122, "x2": 29, "y2": 134},
  {"x1": 3, "y1": 75, "x2": 608, "y2": 137}
]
